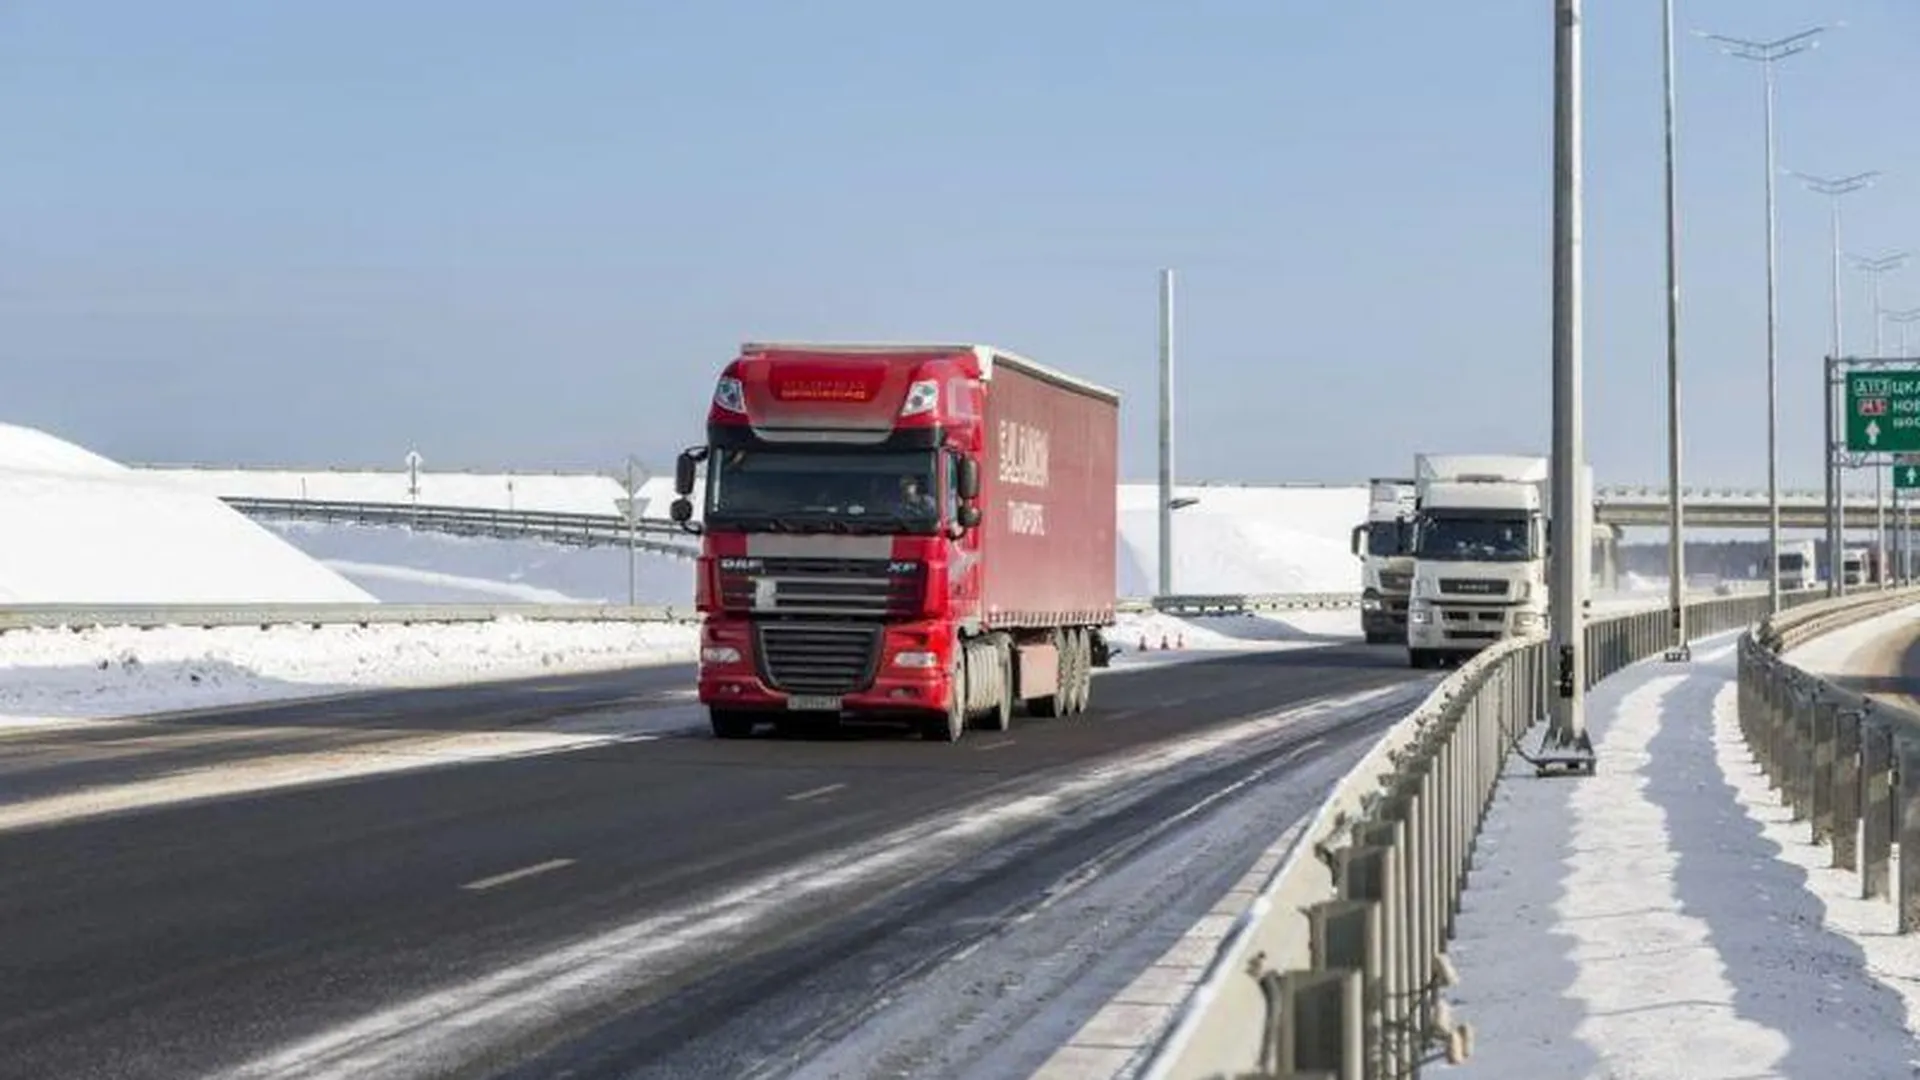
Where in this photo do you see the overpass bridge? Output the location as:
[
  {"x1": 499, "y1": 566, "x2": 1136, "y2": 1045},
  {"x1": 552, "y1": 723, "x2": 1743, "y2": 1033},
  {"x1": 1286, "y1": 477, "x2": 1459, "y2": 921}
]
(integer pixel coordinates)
[{"x1": 1594, "y1": 486, "x2": 1893, "y2": 530}]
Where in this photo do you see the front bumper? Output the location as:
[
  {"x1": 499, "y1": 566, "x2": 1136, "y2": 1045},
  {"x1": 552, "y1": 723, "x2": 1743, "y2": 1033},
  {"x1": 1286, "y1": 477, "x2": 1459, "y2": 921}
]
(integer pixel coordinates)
[
  {"x1": 1362, "y1": 594, "x2": 1409, "y2": 635},
  {"x1": 697, "y1": 617, "x2": 956, "y2": 715},
  {"x1": 1407, "y1": 603, "x2": 1543, "y2": 651}
]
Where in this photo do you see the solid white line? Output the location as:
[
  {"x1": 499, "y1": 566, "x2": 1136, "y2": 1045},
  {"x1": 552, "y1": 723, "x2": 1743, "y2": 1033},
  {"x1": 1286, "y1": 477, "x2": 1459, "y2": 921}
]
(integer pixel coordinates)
[
  {"x1": 461, "y1": 858, "x2": 576, "y2": 892},
  {"x1": 785, "y1": 783, "x2": 846, "y2": 802}
]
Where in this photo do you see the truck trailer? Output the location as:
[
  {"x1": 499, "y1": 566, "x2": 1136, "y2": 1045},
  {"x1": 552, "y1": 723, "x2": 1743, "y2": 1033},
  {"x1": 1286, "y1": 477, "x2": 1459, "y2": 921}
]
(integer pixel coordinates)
[
  {"x1": 1351, "y1": 478, "x2": 1417, "y2": 644},
  {"x1": 670, "y1": 342, "x2": 1120, "y2": 742},
  {"x1": 1405, "y1": 453, "x2": 1590, "y2": 668}
]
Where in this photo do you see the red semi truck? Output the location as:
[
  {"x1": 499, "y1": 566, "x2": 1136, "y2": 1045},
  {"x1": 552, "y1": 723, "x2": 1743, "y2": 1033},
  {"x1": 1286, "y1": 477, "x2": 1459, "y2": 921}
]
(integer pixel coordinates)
[{"x1": 669, "y1": 341, "x2": 1120, "y2": 742}]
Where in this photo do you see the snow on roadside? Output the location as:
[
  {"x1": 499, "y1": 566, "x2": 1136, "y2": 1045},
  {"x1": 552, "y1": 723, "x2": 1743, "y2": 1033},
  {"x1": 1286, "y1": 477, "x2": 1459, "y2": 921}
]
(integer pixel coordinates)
[
  {"x1": 0, "y1": 619, "x2": 700, "y2": 727},
  {"x1": 1439, "y1": 636, "x2": 1920, "y2": 1079},
  {"x1": 1106, "y1": 609, "x2": 1358, "y2": 666}
]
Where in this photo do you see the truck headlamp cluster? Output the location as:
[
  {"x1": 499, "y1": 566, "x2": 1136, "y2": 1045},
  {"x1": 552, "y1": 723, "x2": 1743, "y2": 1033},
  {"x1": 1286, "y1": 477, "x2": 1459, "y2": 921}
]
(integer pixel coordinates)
[
  {"x1": 900, "y1": 379, "x2": 939, "y2": 417},
  {"x1": 713, "y1": 376, "x2": 746, "y2": 414}
]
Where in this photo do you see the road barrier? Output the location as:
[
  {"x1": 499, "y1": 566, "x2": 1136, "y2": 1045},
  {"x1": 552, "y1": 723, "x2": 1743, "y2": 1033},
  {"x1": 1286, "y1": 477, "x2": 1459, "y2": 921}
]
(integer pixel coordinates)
[
  {"x1": 0, "y1": 593, "x2": 1359, "y2": 633},
  {"x1": 1139, "y1": 588, "x2": 1840, "y2": 1080},
  {"x1": 223, "y1": 496, "x2": 701, "y2": 559},
  {"x1": 1737, "y1": 586, "x2": 1920, "y2": 936}
]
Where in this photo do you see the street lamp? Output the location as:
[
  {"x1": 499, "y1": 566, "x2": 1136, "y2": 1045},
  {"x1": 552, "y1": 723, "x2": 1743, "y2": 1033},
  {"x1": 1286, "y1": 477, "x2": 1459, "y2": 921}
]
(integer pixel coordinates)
[
  {"x1": 1890, "y1": 307, "x2": 1920, "y2": 582},
  {"x1": 1157, "y1": 269, "x2": 1176, "y2": 598},
  {"x1": 1888, "y1": 307, "x2": 1920, "y2": 357},
  {"x1": 1660, "y1": 0, "x2": 1687, "y2": 659},
  {"x1": 1700, "y1": 25, "x2": 1828, "y2": 614},
  {"x1": 1793, "y1": 171, "x2": 1876, "y2": 595},
  {"x1": 1852, "y1": 252, "x2": 1909, "y2": 585}
]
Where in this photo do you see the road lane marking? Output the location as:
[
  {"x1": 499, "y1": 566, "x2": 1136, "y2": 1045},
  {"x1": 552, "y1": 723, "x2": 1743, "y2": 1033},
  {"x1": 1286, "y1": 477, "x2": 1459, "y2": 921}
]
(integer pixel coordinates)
[
  {"x1": 461, "y1": 858, "x2": 576, "y2": 892},
  {"x1": 785, "y1": 783, "x2": 846, "y2": 802},
  {"x1": 972, "y1": 740, "x2": 1016, "y2": 752}
]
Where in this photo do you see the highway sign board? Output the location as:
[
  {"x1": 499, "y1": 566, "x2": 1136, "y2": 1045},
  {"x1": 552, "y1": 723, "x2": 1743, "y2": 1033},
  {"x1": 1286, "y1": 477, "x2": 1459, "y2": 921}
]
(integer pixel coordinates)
[
  {"x1": 1846, "y1": 371, "x2": 1920, "y2": 453},
  {"x1": 1897, "y1": 464, "x2": 1920, "y2": 491}
]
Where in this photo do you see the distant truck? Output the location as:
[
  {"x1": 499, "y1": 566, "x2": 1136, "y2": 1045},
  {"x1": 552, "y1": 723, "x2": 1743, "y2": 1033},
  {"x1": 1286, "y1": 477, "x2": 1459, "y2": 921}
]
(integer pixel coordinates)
[
  {"x1": 1775, "y1": 539, "x2": 1817, "y2": 591},
  {"x1": 1405, "y1": 453, "x2": 1590, "y2": 669},
  {"x1": 1351, "y1": 478, "x2": 1417, "y2": 644},
  {"x1": 1843, "y1": 546, "x2": 1869, "y2": 587},
  {"x1": 670, "y1": 342, "x2": 1120, "y2": 742}
]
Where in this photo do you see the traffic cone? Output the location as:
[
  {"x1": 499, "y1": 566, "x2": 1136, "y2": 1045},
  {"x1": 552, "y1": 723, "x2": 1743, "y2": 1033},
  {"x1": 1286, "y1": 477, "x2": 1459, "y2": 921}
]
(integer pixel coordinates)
[
  {"x1": 1138, "y1": 635, "x2": 1148, "y2": 651},
  {"x1": 1177, "y1": 633, "x2": 1186, "y2": 649},
  {"x1": 1159, "y1": 634, "x2": 1170, "y2": 650}
]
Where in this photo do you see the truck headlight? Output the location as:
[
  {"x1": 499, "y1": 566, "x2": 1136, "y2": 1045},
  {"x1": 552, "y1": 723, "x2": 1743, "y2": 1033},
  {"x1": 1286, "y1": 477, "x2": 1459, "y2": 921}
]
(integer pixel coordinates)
[
  {"x1": 1514, "y1": 612, "x2": 1541, "y2": 629},
  {"x1": 893, "y1": 650, "x2": 939, "y2": 669},
  {"x1": 1410, "y1": 609, "x2": 1432, "y2": 625},
  {"x1": 701, "y1": 646, "x2": 742, "y2": 664},
  {"x1": 1362, "y1": 595, "x2": 1383, "y2": 611}
]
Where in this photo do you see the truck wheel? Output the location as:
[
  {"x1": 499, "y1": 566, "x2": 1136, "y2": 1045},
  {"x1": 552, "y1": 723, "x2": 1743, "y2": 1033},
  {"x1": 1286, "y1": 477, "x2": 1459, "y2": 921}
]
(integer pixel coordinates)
[
  {"x1": 710, "y1": 709, "x2": 756, "y2": 739},
  {"x1": 1068, "y1": 628, "x2": 1094, "y2": 715},
  {"x1": 924, "y1": 654, "x2": 967, "y2": 742},
  {"x1": 1408, "y1": 649, "x2": 1432, "y2": 670},
  {"x1": 1029, "y1": 630, "x2": 1067, "y2": 718},
  {"x1": 982, "y1": 637, "x2": 1014, "y2": 732}
]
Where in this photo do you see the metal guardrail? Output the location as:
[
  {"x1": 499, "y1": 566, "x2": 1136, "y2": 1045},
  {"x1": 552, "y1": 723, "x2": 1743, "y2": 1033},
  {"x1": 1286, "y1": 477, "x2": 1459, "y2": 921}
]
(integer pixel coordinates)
[
  {"x1": 1140, "y1": 588, "x2": 1828, "y2": 1080},
  {"x1": 1736, "y1": 585, "x2": 1920, "y2": 939},
  {"x1": 1119, "y1": 593, "x2": 1361, "y2": 615},
  {"x1": 0, "y1": 594, "x2": 1357, "y2": 633},
  {"x1": 0, "y1": 603, "x2": 697, "y2": 633},
  {"x1": 224, "y1": 497, "x2": 701, "y2": 559}
]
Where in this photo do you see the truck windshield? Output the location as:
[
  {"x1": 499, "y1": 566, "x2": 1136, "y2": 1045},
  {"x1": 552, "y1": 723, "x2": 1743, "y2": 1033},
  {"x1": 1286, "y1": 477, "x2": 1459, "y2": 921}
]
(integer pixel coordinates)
[
  {"x1": 1415, "y1": 515, "x2": 1532, "y2": 562},
  {"x1": 1778, "y1": 553, "x2": 1806, "y2": 572},
  {"x1": 705, "y1": 448, "x2": 941, "y2": 532},
  {"x1": 1367, "y1": 521, "x2": 1414, "y2": 557}
]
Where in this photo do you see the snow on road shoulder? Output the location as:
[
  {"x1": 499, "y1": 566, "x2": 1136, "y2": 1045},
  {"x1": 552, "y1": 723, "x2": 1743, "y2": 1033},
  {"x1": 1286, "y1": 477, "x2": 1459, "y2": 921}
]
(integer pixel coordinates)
[
  {"x1": 0, "y1": 619, "x2": 699, "y2": 727},
  {"x1": 1440, "y1": 636, "x2": 1920, "y2": 1079},
  {"x1": 1785, "y1": 601, "x2": 1920, "y2": 677},
  {"x1": 1107, "y1": 609, "x2": 1358, "y2": 667}
]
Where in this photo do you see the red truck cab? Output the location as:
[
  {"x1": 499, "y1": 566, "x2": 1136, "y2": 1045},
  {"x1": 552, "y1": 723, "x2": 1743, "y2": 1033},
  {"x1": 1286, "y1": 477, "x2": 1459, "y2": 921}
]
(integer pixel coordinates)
[{"x1": 671, "y1": 342, "x2": 1119, "y2": 742}]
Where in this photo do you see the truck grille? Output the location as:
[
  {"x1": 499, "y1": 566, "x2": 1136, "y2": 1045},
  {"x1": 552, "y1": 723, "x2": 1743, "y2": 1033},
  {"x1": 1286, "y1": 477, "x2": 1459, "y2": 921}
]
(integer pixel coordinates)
[
  {"x1": 756, "y1": 622, "x2": 882, "y2": 695},
  {"x1": 1438, "y1": 578, "x2": 1509, "y2": 597},
  {"x1": 1378, "y1": 570, "x2": 1413, "y2": 592},
  {"x1": 720, "y1": 557, "x2": 921, "y2": 617}
]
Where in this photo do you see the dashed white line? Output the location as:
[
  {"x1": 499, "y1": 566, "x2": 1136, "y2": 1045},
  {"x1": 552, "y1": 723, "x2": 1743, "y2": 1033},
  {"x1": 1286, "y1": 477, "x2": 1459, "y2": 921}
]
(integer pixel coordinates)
[
  {"x1": 785, "y1": 783, "x2": 847, "y2": 802},
  {"x1": 460, "y1": 858, "x2": 576, "y2": 892},
  {"x1": 972, "y1": 739, "x2": 1016, "y2": 752}
]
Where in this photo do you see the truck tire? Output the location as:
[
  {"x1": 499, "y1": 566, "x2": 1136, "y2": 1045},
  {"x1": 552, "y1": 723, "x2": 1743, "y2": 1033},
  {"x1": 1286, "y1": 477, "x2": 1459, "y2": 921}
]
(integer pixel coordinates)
[
  {"x1": 982, "y1": 636, "x2": 1014, "y2": 732},
  {"x1": 1067, "y1": 628, "x2": 1093, "y2": 715},
  {"x1": 924, "y1": 654, "x2": 967, "y2": 742},
  {"x1": 1029, "y1": 629, "x2": 1067, "y2": 718},
  {"x1": 1408, "y1": 649, "x2": 1433, "y2": 670},
  {"x1": 710, "y1": 709, "x2": 756, "y2": 739}
]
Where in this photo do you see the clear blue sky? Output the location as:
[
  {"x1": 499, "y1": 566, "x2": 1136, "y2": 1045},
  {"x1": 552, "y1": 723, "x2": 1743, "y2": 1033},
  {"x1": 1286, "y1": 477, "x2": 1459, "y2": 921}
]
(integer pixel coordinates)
[{"x1": 3, "y1": 1, "x2": 1916, "y2": 488}]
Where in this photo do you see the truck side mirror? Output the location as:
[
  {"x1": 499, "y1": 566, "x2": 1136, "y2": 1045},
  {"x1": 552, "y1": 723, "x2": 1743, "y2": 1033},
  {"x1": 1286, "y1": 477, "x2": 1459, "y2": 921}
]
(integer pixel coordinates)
[
  {"x1": 955, "y1": 456, "x2": 980, "y2": 501},
  {"x1": 674, "y1": 447, "x2": 707, "y2": 497},
  {"x1": 670, "y1": 498, "x2": 693, "y2": 524},
  {"x1": 957, "y1": 504, "x2": 982, "y2": 529},
  {"x1": 1350, "y1": 524, "x2": 1366, "y2": 557}
]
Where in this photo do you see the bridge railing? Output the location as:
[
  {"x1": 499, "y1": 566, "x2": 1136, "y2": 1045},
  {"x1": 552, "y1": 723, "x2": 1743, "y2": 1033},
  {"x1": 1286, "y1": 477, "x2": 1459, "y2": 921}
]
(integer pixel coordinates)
[
  {"x1": 1139, "y1": 587, "x2": 1839, "y2": 1080},
  {"x1": 1735, "y1": 585, "x2": 1920, "y2": 940}
]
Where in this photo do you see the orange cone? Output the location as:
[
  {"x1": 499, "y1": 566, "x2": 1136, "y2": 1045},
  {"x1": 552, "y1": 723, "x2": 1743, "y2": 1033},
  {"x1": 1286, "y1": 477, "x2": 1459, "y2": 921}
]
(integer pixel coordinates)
[{"x1": 1159, "y1": 634, "x2": 1170, "y2": 650}]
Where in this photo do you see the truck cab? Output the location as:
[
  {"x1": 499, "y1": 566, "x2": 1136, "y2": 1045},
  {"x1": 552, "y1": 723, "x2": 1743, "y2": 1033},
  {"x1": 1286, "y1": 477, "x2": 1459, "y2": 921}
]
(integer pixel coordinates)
[
  {"x1": 1352, "y1": 478, "x2": 1416, "y2": 644},
  {"x1": 1776, "y1": 540, "x2": 1817, "y2": 591}
]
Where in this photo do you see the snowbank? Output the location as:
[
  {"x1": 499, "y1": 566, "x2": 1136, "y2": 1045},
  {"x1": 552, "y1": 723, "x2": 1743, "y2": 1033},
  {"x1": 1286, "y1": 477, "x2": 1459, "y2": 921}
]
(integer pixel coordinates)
[
  {"x1": 1440, "y1": 637, "x2": 1920, "y2": 1078},
  {"x1": 1106, "y1": 608, "x2": 1358, "y2": 665},
  {"x1": 1117, "y1": 483, "x2": 1366, "y2": 595},
  {"x1": 266, "y1": 521, "x2": 697, "y2": 606},
  {"x1": 0, "y1": 424, "x2": 371, "y2": 605},
  {"x1": 0, "y1": 619, "x2": 700, "y2": 725}
]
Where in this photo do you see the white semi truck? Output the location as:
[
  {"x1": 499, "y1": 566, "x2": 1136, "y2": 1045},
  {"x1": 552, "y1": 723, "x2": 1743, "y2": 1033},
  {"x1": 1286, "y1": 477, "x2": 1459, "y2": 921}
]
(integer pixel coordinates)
[
  {"x1": 1406, "y1": 453, "x2": 1590, "y2": 669},
  {"x1": 1775, "y1": 539, "x2": 1817, "y2": 591},
  {"x1": 1351, "y1": 478, "x2": 1418, "y2": 644}
]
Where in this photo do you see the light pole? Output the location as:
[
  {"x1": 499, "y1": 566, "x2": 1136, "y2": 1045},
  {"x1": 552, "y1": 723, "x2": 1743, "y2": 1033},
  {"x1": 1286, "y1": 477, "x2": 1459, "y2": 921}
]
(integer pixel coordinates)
[
  {"x1": 1887, "y1": 307, "x2": 1920, "y2": 583},
  {"x1": 1543, "y1": 0, "x2": 1593, "y2": 772},
  {"x1": 1702, "y1": 25, "x2": 1826, "y2": 613},
  {"x1": 1853, "y1": 252, "x2": 1909, "y2": 585},
  {"x1": 1660, "y1": 0, "x2": 1687, "y2": 659},
  {"x1": 1158, "y1": 268, "x2": 1176, "y2": 598},
  {"x1": 1794, "y1": 170, "x2": 1877, "y2": 595}
]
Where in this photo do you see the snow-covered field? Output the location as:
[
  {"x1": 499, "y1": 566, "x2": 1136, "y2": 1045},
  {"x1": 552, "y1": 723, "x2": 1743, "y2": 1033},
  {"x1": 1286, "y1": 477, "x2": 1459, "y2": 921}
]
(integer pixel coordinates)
[{"x1": 1441, "y1": 633, "x2": 1920, "y2": 1078}]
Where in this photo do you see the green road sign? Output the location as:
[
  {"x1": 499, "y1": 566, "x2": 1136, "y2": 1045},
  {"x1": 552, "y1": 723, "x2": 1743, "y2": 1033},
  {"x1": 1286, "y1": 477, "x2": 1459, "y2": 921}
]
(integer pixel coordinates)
[
  {"x1": 1898, "y1": 464, "x2": 1920, "y2": 491},
  {"x1": 1847, "y1": 371, "x2": 1920, "y2": 452}
]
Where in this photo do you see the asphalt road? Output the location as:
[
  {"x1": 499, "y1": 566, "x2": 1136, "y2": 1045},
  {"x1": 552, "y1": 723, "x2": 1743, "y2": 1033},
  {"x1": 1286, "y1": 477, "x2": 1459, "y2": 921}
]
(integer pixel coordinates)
[{"x1": 0, "y1": 638, "x2": 1425, "y2": 1080}]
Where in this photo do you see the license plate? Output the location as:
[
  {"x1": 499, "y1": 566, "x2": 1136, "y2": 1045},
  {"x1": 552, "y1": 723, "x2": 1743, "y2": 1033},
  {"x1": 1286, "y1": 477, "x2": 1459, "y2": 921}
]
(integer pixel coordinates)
[{"x1": 787, "y1": 695, "x2": 843, "y2": 712}]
